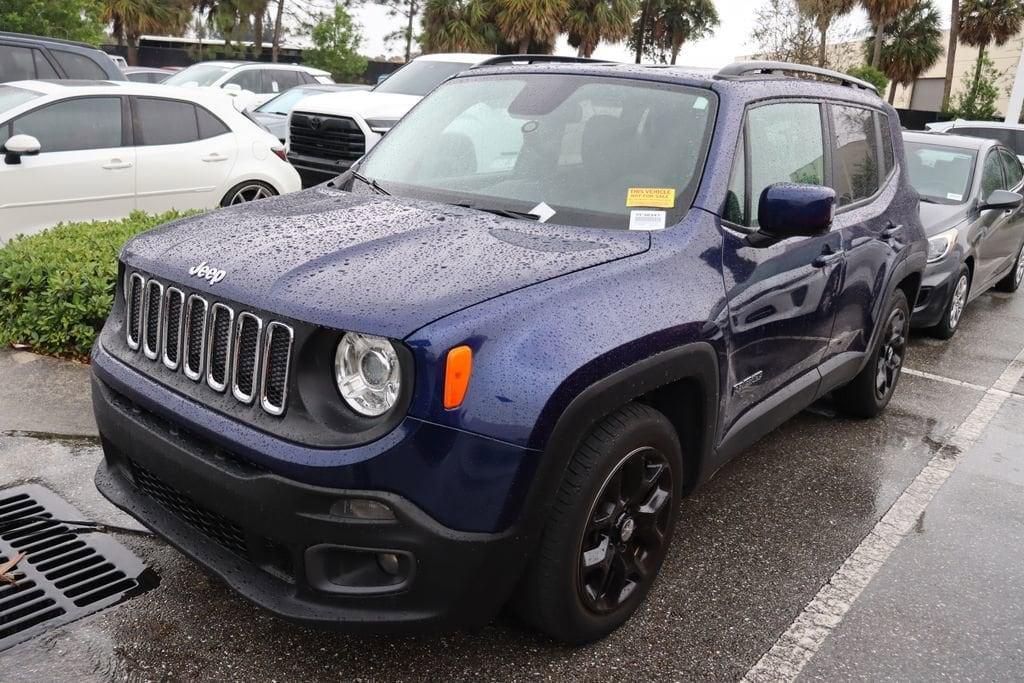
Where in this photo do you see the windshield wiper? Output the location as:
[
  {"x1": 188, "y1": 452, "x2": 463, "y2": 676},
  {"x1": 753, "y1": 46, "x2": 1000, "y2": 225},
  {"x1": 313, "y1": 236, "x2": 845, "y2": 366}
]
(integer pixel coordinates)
[
  {"x1": 453, "y1": 203, "x2": 539, "y2": 221},
  {"x1": 918, "y1": 196, "x2": 941, "y2": 204},
  {"x1": 350, "y1": 170, "x2": 390, "y2": 196}
]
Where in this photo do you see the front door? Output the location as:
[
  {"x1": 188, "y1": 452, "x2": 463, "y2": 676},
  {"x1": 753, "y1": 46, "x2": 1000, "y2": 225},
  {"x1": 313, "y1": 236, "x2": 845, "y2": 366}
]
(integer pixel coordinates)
[{"x1": 720, "y1": 100, "x2": 844, "y2": 434}]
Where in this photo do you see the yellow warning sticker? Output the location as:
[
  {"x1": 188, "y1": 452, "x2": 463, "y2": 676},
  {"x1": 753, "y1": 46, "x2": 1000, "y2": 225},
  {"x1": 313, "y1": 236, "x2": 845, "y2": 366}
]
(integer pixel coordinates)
[{"x1": 626, "y1": 187, "x2": 675, "y2": 208}]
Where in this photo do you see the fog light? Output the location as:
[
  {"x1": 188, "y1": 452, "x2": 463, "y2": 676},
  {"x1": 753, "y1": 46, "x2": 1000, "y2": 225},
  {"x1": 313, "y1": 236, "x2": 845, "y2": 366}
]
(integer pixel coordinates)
[
  {"x1": 378, "y1": 552, "x2": 400, "y2": 575},
  {"x1": 330, "y1": 498, "x2": 395, "y2": 521}
]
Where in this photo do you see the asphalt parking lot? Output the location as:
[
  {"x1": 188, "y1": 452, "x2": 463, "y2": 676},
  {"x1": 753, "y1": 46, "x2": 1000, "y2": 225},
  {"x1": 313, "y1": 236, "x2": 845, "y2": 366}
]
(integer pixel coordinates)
[{"x1": 2, "y1": 285, "x2": 1023, "y2": 681}]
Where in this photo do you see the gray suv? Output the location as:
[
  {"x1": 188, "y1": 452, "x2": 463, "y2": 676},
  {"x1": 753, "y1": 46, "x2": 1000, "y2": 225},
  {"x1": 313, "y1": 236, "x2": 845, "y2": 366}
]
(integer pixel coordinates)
[{"x1": 0, "y1": 32, "x2": 124, "y2": 83}]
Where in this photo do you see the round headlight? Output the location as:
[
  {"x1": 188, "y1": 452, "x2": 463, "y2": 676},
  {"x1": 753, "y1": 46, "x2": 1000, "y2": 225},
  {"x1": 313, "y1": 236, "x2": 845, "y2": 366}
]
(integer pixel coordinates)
[{"x1": 334, "y1": 332, "x2": 401, "y2": 416}]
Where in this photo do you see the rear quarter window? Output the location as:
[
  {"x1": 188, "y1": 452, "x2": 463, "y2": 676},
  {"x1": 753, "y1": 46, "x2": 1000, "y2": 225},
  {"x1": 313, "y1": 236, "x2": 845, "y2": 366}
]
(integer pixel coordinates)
[{"x1": 51, "y1": 50, "x2": 108, "y2": 79}]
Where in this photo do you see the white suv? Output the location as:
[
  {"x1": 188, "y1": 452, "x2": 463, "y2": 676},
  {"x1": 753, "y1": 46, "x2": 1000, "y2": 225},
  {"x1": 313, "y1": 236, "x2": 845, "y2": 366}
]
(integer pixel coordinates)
[
  {"x1": 286, "y1": 53, "x2": 498, "y2": 185},
  {"x1": 163, "y1": 61, "x2": 334, "y2": 109}
]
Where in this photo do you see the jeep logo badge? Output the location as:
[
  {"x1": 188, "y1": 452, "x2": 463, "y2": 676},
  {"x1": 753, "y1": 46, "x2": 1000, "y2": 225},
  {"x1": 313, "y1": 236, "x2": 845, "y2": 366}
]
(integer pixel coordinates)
[{"x1": 189, "y1": 261, "x2": 227, "y2": 285}]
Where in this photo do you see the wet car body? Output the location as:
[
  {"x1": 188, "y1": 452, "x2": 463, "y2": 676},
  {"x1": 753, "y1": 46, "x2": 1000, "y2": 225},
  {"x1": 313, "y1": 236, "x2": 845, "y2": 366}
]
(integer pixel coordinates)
[
  {"x1": 904, "y1": 132, "x2": 1024, "y2": 335},
  {"x1": 91, "y1": 61, "x2": 928, "y2": 641}
]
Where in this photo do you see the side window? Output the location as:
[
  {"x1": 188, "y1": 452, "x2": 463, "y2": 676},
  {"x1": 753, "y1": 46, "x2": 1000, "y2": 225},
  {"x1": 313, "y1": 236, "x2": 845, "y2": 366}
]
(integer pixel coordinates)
[
  {"x1": 831, "y1": 105, "x2": 880, "y2": 206},
  {"x1": 266, "y1": 69, "x2": 302, "y2": 94},
  {"x1": 877, "y1": 112, "x2": 895, "y2": 176},
  {"x1": 724, "y1": 130, "x2": 747, "y2": 225},
  {"x1": 226, "y1": 69, "x2": 262, "y2": 93},
  {"x1": 13, "y1": 97, "x2": 122, "y2": 152},
  {"x1": 51, "y1": 50, "x2": 107, "y2": 79},
  {"x1": 136, "y1": 98, "x2": 200, "y2": 145},
  {"x1": 746, "y1": 102, "x2": 826, "y2": 227},
  {"x1": 999, "y1": 148, "x2": 1023, "y2": 188},
  {"x1": 956, "y1": 126, "x2": 1013, "y2": 148},
  {"x1": 981, "y1": 151, "x2": 1005, "y2": 199},
  {"x1": 0, "y1": 45, "x2": 36, "y2": 81},
  {"x1": 197, "y1": 106, "x2": 230, "y2": 139}
]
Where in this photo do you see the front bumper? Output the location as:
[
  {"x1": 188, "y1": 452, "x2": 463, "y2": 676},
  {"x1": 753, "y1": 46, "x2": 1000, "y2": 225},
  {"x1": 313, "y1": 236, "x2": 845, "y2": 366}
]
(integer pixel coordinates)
[
  {"x1": 911, "y1": 257, "x2": 960, "y2": 328},
  {"x1": 93, "y1": 374, "x2": 532, "y2": 631}
]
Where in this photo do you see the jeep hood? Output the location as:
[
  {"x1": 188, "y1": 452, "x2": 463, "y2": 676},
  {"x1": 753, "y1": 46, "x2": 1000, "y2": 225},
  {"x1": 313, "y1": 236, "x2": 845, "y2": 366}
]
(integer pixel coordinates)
[{"x1": 121, "y1": 187, "x2": 650, "y2": 339}]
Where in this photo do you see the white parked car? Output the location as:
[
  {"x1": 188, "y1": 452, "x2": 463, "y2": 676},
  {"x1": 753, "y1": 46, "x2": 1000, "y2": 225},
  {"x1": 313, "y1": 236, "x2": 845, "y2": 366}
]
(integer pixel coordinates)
[
  {"x1": 286, "y1": 53, "x2": 498, "y2": 186},
  {"x1": 925, "y1": 119, "x2": 1024, "y2": 162},
  {"x1": 162, "y1": 61, "x2": 334, "y2": 109},
  {"x1": 0, "y1": 79, "x2": 301, "y2": 241}
]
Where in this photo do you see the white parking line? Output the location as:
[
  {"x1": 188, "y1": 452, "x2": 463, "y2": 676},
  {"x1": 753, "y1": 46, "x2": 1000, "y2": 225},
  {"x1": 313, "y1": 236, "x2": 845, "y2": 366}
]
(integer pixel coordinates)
[
  {"x1": 743, "y1": 349, "x2": 1024, "y2": 682},
  {"x1": 903, "y1": 367, "x2": 1024, "y2": 401}
]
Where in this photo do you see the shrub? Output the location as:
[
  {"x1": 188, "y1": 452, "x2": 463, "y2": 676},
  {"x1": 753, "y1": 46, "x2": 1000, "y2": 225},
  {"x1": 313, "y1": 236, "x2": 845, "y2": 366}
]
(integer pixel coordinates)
[
  {"x1": 0, "y1": 211, "x2": 195, "y2": 359},
  {"x1": 847, "y1": 65, "x2": 890, "y2": 97}
]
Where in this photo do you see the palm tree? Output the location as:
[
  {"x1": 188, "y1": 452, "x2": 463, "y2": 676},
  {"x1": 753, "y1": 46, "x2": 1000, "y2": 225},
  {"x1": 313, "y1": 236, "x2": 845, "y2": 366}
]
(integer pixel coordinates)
[
  {"x1": 494, "y1": 0, "x2": 569, "y2": 53},
  {"x1": 566, "y1": 0, "x2": 637, "y2": 58},
  {"x1": 861, "y1": 0, "x2": 916, "y2": 67},
  {"x1": 797, "y1": 0, "x2": 856, "y2": 67},
  {"x1": 959, "y1": 0, "x2": 1024, "y2": 107},
  {"x1": 421, "y1": 0, "x2": 495, "y2": 52},
  {"x1": 632, "y1": 0, "x2": 718, "y2": 64},
  {"x1": 102, "y1": 0, "x2": 189, "y2": 65},
  {"x1": 941, "y1": 0, "x2": 960, "y2": 110},
  {"x1": 869, "y1": 0, "x2": 943, "y2": 104}
]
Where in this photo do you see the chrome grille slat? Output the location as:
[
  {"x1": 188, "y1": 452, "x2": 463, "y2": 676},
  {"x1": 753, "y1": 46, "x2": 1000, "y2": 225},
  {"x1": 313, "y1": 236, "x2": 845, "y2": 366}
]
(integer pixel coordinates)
[
  {"x1": 231, "y1": 313, "x2": 263, "y2": 404},
  {"x1": 206, "y1": 303, "x2": 234, "y2": 393},
  {"x1": 183, "y1": 295, "x2": 209, "y2": 381},
  {"x1": 124, "y1": 271, "x2": 292, "y2": 416},
  {"x1": 260, "y1": 322, "x2": 293, "y2": 416},
  {"x1": 141, "y1": 280, "x2": 163, "y2": 360}
]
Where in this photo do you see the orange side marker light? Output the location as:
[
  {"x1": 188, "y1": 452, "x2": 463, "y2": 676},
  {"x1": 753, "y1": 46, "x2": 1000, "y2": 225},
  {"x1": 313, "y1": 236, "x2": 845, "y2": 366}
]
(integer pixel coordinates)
[{"x1": 443, "y1": 345, "x2": 473, "y2": 409}]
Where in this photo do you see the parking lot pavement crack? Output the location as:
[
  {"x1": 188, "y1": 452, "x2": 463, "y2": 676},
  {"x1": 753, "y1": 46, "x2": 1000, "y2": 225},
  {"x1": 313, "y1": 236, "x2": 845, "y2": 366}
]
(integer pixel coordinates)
[{"x1": 743, "y1": 346, "x2": 1024, "y2": 683}]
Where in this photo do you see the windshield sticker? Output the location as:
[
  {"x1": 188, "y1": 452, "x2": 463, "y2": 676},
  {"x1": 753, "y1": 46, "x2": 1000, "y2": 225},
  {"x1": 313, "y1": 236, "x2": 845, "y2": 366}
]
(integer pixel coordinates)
[
  {"x1": 947, "y1": 192, "x2": 963, "y2": 201},
  {"x1": 629, "y1": 210, "x2": 666, "y2": 231},
  {"x1": 529, "y1": 201, "x2": 556, "y2": 223},
  {"x1": 627, "y1": 188, "x2": 676, "y2": 208},
  {"x1": 693, "y1": 98, "x2": 708, "y2": 110}
]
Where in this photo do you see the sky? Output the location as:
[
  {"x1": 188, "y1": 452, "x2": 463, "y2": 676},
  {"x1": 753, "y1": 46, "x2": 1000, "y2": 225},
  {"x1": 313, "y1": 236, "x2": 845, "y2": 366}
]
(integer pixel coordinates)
[{"x1": 347, "y1": 0, "x2": 954, "y2": 68}]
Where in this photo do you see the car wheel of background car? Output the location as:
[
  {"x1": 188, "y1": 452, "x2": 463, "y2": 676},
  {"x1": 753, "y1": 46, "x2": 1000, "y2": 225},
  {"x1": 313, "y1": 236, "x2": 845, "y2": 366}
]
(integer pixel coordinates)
[
  {"x1": 834, "y1": 289, "x2": 910, "y2": 418},
  {"x1": 513, "y1": 402, "x2": 682, "y2": 644},
  {"x1": 220, "y1": 180, "x2": 277, "y2": 207},
  {"x1": 930, "y1": 266, "x2": 970, "y2": 340},
  {"x1": 996, "y1": 242, "x2": 1024, "y2": 293}
]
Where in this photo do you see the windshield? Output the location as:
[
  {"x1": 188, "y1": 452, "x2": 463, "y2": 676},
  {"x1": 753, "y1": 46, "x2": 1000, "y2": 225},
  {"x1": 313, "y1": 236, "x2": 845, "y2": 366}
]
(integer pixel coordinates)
[
  {"x1": 905, "y1": 141, "x2": 976, "y2": 204},
  {"x1": 164, "y1": 64, "x2": 232, "y2": 87},
  {"x1": 257, "y1": 87, "x2": 320, "y2": 115},
  {"x1": 358, "y1": 74, "x2": 716, "y2": 230},
  {"x1": 373, "y1": 60, "x2": 475, "y2": 97},
  {"x1": 0, "y1": 85, "x2": 42, "y2": 117}
]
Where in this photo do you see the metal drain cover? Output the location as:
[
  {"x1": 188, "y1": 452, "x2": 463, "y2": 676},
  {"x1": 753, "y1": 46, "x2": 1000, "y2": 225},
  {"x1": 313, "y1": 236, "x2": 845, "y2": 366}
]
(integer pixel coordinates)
[{"x1": 0, "y1": 484, "x2": 154, "y2": 651}]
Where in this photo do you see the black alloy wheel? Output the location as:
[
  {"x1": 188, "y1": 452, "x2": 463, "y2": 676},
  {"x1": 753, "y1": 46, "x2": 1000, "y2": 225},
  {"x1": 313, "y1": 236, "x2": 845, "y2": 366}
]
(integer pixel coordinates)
[{"x1": 875, "y1": 305, "x2": 908, "y2": 402}]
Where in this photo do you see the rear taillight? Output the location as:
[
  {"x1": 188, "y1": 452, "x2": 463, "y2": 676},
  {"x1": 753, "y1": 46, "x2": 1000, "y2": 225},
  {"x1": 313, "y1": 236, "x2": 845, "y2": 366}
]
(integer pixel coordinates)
[{"x1": 272, "y1": 146, "x2": 287, "y2": 162}]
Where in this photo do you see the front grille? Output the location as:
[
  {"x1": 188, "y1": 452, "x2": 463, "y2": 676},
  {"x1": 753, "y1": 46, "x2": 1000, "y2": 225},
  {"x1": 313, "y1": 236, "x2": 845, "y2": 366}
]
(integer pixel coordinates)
[
  {"x1": 123, "y1": 271, "x2": 294, "y2": 417},
  {"x1": 128, "y1": 461, "x2": 248, "y2": 558},
  {"x1": 289, "y1": 112, "x2": 365, "y2": 164}
]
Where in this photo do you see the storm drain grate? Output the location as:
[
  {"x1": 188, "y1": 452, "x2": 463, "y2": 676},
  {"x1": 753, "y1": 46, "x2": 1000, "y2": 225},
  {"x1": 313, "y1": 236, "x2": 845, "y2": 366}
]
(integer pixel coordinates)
[{"x1": 0, "y1": 484, "x2": 153, "y2": 652}]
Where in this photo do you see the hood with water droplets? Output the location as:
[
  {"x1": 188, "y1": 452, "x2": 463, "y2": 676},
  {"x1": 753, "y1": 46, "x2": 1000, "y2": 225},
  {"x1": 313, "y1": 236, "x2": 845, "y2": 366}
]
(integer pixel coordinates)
[{"x1": 121, "y1": 187, "x2": 650, "y2": 339}]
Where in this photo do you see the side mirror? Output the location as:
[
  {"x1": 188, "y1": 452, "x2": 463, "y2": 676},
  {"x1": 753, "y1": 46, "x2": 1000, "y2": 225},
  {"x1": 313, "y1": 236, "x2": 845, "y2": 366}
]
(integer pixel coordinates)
[
  {"x1": 376, "y1": 73, "x2": 390, "y2": 85},
  {"x1": 980, "y1": 189, "x2": 1023, "y2": 212},
  {"x1": 222, "y1": 83, "x2": 243, "y2": 95},
  {"x1": 748, "y1": 183, "x2": 836, "y2": 246},
  {"x1": 3, "y1": 134, "x2": 41, "y2": 165}
]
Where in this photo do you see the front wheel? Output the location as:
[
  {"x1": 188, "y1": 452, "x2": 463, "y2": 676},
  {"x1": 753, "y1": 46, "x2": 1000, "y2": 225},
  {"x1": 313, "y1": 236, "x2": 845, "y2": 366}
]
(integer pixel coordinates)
[
  {"x1": 997, "y1": 242, "x2": 1024, "y2": 293},
  {"x1": 220, "y1": 180, "x2": 277, "y2": 207},
  {"x1": 929, "y1": 266, "x2": 969, "y2": 339},
  {"x1": 834, "y1": 289, "x2": 910, "y2": 418},
  {"x1": 513, "y1": 403, "x2": 683, "y2": 644}
]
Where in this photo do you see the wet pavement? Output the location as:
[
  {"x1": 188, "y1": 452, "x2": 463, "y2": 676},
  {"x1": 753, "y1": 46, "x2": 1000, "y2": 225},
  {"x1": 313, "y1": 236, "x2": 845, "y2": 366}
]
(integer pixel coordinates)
[{"x1": 1, "y1": 284, "x2": 1023, "y2": 680}]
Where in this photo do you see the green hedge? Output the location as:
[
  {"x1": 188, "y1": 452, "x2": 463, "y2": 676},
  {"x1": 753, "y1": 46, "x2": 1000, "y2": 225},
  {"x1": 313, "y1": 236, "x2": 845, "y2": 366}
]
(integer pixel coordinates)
[{"x1": 0, "y1": 211, "x2": 194, "y2": 359}]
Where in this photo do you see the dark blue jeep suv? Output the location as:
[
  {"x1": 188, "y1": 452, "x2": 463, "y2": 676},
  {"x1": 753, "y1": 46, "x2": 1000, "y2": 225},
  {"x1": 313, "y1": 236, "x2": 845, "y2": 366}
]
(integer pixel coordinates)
[{"x1": 92, "y1": 60, "x2": 927, "y2": 643}]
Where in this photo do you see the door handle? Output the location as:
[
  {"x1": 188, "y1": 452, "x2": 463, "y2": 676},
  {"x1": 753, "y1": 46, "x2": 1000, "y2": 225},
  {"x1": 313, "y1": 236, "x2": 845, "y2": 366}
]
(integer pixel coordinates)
[
  {"x1": 813, "y1": 247, "x2": 843, "y2": 268},
  {"x1": 202, "y1": 153, "x2": 228, "y2": 163},
  {"x1": 880, "y1": 223, "x2": 903, "y2": 241},
  {"x1": 102, "y1": 160, "x2": 132, "y2": 170}
]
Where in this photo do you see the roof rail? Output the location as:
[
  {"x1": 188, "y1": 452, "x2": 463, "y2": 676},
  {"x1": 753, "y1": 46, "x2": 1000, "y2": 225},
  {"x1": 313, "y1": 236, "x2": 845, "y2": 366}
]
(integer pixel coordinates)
[
  {"x1": 472, "y1": 54, "x2": 614, "y2": 68},
  {"x1": 0, "y1": 30, "x2": 95, "y2": 49},
  {"x1": 717, "y1": 61, "x2": 878, "y2": 95}
]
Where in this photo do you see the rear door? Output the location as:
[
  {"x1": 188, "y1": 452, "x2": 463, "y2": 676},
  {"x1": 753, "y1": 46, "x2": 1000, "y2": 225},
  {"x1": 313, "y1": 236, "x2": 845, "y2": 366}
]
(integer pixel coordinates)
[
  {"x1": 720, "y1": 99, "x2": 845, "y2": 433},
  {"x1": 132, "y1": 97, "x2": 238, "y2": 212},
  {"x1": 0, "y1": 95, "x2": 134, "y2": 236}
]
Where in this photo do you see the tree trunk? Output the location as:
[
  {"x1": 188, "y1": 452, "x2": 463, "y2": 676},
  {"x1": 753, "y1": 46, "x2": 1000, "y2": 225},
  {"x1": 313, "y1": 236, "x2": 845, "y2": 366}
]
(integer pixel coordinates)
[
  {"x1": 635, "y1": 0, "x2": 650, "y2": 63},
  {"x1": 404, "y1": 0, "x2": 415, "y2": 61},
  {"x1": 519, "y1": 37, "x2": 530, "y2": 53},
  {"x1": 941, "y1": 0, "x2": 960, "y2": 111},
  {"x1": 817, "y1": 28, "x2": 827, "y2": 67},
  {"x1": 888, "y1": 82, "x2": 897, "y2": 104},
  {"x1": 969, "y1": 43, "x2": 988, "y2": 106},
  {"x1": 127, "y1": 33, "x2": 139, "y2": 66},
  {"x1": 577, "y1": 44, "x2": 587, "y2": 58},
  {"x1": 871, "y1": 18, "x2": 886, "y2": 68},
  {"x1": 253, "y1": 11, "x2": 264, "y2": 59},
  {"x1": 272, "y1": 0, "x2": 285, "y2": 62}
]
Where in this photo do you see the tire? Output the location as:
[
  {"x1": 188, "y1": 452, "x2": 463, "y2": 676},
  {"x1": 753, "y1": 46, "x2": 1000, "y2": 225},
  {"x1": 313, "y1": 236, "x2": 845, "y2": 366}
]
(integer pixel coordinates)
[
  {"x1": 834, "y1": 289, "x2": 910, "y2": 418},
  {"x1": 513, "y1": 402, "x2": 683, "y2": 644},
  {"x1": 220, "y1": 180, "x2": 277, "y2": 207},
  {"x1": 929, "y1": 266, "x2": 969, "y2": 340},
  {"x1": 996, "y1": 242, "x2": 1024, "y2": 293}
]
